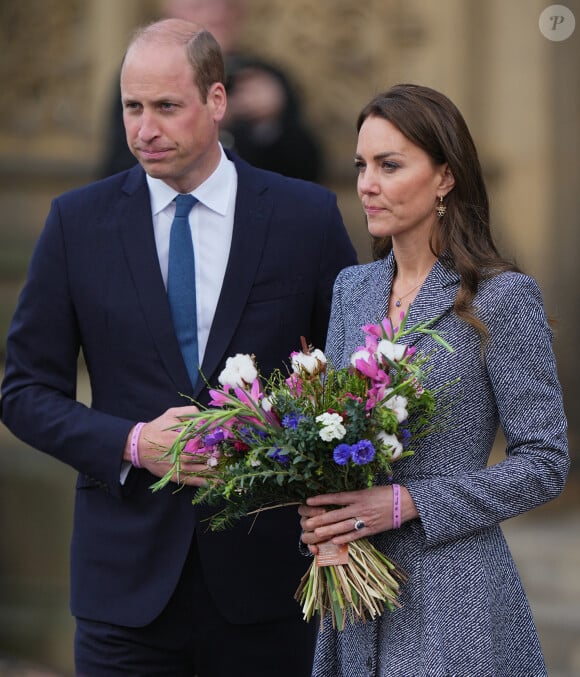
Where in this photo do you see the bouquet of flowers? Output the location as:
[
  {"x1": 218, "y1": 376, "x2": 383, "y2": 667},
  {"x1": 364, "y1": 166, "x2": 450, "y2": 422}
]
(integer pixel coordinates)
[{"x1": 152, "y1": 311, "x2": 454, "y2": 630}]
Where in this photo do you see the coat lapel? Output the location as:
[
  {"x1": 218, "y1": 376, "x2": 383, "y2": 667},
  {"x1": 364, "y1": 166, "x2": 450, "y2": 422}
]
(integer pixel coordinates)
[
  {"x1": 403, "y1": 256, "x2": 460, "y2": 349},
  {"x1": 196, "y1": 157, "x2": 273, "y2": 396},
  {"x1": 117, "y1": 167, "x2": 192, "y2": 394},
  {"x1": 365, "y1": 252, "x2": 459, "y2": 350}
]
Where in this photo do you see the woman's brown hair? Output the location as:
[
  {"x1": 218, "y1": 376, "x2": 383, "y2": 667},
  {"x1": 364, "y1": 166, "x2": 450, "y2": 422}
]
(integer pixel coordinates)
[{"x1": 358, "y1": 84, "x2": 520, "y2": 337}]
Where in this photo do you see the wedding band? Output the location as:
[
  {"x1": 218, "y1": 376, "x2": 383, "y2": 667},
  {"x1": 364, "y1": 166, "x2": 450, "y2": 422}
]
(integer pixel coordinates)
[{"x1": 353, "y1": 518, "x2": 365, "y2": 531}]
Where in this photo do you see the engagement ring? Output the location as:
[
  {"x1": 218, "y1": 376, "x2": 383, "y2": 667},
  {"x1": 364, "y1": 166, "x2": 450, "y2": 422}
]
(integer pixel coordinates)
[{"x1": 353, "y1": 518, "x2": 365, "y2": 531}]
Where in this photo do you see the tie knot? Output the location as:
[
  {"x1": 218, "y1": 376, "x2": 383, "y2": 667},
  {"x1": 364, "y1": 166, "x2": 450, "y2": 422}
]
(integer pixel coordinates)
[{"x1": 174, "y1": 194, "x2": 198, "y2": 219}]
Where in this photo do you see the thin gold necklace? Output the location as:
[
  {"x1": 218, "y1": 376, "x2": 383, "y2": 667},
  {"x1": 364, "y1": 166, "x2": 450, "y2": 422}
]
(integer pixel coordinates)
[{"x1": 393, "y1": 279, "x2": 424, "y2": 308}]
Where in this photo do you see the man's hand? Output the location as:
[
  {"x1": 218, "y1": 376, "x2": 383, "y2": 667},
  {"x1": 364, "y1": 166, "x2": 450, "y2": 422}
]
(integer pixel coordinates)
[{"x1": 124, "y1": 406, "x2": 212, "y2": 487}]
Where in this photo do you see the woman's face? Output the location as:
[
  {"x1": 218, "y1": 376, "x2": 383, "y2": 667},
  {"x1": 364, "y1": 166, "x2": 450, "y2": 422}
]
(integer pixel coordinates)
[{"x1": 355, "y1": 115, "x2": 452, "y2": 243}]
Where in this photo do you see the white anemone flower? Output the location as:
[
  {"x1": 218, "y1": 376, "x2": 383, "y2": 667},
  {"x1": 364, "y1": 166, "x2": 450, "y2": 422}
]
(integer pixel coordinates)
[{"x1": 218, "y1": 353, "x2": 258, "y2": 389}]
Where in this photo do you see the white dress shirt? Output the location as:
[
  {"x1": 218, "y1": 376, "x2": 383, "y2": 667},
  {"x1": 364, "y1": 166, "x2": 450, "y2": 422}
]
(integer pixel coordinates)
[
  {"x1": 122, "y1": 147, "x2": 237, "y2": 483},
  {"x1": 146, "y1": 145, "x2": 237, "y2": 364}
]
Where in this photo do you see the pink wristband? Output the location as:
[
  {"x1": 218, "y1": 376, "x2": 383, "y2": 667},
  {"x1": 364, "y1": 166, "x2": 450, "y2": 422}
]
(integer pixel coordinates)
[
  {"x1": 130, "y1": 422, "x2": 146, "y2": 468},
  {"x1": 392, "y1": 483, "x2": 401, "y2": 529}
]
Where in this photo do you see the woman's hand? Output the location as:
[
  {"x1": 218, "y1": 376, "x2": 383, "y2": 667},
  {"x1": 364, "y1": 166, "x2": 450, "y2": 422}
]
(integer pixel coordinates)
[{"x1": 299, "y1": 485, "x2": 418, "y2": 553}]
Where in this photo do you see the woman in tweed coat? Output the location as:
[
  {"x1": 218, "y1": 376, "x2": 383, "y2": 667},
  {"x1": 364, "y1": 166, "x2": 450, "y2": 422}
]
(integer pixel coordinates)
[{"x1": 299, "y1": 84, "x2": 569, "y2": 677}]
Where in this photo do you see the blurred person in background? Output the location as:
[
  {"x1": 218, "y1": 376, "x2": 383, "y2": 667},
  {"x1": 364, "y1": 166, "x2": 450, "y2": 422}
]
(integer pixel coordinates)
[
  {"x1": 100, "y1": 0, "x2": 324, "y2": 181},
  {"x1": 1, "y1": 18, "x2": 356, "y2": 676}
]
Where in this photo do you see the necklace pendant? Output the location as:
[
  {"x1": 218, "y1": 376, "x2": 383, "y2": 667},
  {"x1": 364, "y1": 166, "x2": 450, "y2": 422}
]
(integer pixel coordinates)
[{"x1": 395, "y1": 299, "x2": 402, "y2": 307}]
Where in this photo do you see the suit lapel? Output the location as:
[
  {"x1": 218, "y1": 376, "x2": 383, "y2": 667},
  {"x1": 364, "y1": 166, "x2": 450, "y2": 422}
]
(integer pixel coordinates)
[
  {"x1": 197, "y1": 158, "x2": 272, "y2": 396},
  {"x1": 117, "y1": 167, "x2": 192, "y2": 394}
]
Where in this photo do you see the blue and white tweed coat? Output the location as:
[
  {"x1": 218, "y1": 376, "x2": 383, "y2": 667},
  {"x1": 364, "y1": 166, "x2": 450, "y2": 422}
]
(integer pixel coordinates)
[{"x1": 313, "y1": 252, "x2": 569, "y2": 677}]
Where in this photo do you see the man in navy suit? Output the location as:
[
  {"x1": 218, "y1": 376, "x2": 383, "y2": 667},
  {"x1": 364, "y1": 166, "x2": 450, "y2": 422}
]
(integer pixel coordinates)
[{"x1": 0, "y1": 18, "x2": 356, "y2": 676}]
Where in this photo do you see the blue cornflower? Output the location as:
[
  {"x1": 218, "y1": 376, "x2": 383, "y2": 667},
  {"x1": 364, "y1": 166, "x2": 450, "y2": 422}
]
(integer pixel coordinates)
[
  {"x1": 268, "y1": 447, "x2": 290, "y2": 465},
  {"x1": 282, "y1": 412, "x2": 305, "y2": 429},
  {"x1": 239, "y1": 426, "x2": 266, "y2": 444},
  {"x1": 203, "y1": 428, "x2": 226, "y2": 446},
  {"x1": 333, "y1": 443, "x2": 352, "y2": 466},
  {"x1": 351, "y1": 439, "x2": 376, "y2": 465}
]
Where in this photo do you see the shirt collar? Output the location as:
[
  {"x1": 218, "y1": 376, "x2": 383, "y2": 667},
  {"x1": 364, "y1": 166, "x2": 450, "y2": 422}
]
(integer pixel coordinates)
[{"x1": 146, "y1": 145, "x2": 235, "y2": 216}]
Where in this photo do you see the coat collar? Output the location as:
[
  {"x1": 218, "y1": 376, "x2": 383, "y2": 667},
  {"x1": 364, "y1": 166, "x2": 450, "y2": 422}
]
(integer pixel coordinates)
[{"x1": 374, "y1": 251, "x2": 460, "y2": 347}]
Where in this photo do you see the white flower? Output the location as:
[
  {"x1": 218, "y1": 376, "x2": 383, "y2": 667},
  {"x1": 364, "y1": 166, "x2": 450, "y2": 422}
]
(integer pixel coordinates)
[
  {"x1": 261, "y1": 395, "x2": 274, "y2": 413},
  {"x1": 385, "y1": 393, "x2": 408, "y2": 423},
  {"x1": 207, "y1": 456, "x2": 219, "y2": 467},
  {"x1": 350, "y1": 347, "x2": 373, "y2": 368},
  {"x1": 291, "y1": 349, "x2": 327, "y2": 376},
  {"x1": 316, "y1": 412, "x2": 346, "y2": 442},
  {"x1": 250, "y1": 458, "x2": 262, "y2": 467},
  {"x1": 376, "y1": 431, "x2": 403, "y2": 460},
  {"x1": 218, "y1": 353, "x2": 258, "y2": 389},
  {"x1": 377, "y1": 339, "x2": 407, "y2": 362}
]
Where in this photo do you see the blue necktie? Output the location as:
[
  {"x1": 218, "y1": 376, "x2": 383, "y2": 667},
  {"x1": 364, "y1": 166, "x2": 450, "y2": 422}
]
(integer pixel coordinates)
[{"x1": 167, "y1": 194, "x2": 199, "y2": 388}]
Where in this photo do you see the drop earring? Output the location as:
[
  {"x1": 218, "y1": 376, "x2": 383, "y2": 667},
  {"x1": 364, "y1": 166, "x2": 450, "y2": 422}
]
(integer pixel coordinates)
[{"x1": 436, "y1": 195, "x2": 446, "y2": 218}]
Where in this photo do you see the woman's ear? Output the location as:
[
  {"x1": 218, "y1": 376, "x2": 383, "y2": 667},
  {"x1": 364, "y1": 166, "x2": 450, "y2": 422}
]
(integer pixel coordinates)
[{"x1": 439, "y1": 163, "x2": 455, "y2": 194}]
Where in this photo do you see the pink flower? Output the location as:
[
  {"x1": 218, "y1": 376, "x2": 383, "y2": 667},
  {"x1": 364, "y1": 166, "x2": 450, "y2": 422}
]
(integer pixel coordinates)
[
  {"x1": 233, "y1": 378, "x2": 262, "y2": 408},
  {"x1": 362, "y1": 317, "x2": 394, "y2": 340},
  {"x1": 341, "y1": 392, "x2": 363, "y2": 404},
  {"x1": 351, "y1": 349, "x2": 377, "y2": 376},
  {"x1": 285, "y1": 373, "x2": 303, "y2": 397},
  {"x1": 208, "y1": 386, "x2": 232, "y2": 407},
  {"x1": 184, "y1": 437, "x2": 206, "y2": 455},
  {"x1": 366, "y1": 383, "x2": 389, "y2": 410},
  {"x1": 352, "y1": 349, "x2": 391, "y2": 390}
]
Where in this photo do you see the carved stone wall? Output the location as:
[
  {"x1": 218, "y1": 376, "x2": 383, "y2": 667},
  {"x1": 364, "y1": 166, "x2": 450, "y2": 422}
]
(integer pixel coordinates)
[{"x1": 0, "y1": 0, "x2": 88, "y2": 140}]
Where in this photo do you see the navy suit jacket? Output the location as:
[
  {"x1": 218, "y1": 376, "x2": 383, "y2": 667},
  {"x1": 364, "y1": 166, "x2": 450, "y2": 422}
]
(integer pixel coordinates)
[{"x1": 1, "y1": 153, "x2": 357, "y2": 626}]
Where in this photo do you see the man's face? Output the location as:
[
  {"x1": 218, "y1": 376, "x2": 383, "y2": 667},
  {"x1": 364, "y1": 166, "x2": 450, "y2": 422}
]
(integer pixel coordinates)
[{"x1": 121, "y1": 40, "x2": 226, "y2": 193}]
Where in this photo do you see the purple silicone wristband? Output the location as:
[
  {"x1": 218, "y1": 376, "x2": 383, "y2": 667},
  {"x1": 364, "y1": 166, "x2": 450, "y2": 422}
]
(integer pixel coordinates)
[
  {"x1": 130, "y1": 422, "x2": 146, "y2": 468},
  {"x1": 392, "y1": 483, "x2": 401, "y2": 529}
]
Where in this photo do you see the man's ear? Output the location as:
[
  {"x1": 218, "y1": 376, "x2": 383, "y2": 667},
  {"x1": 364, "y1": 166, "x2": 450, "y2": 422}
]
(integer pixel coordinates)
[{"x1": 209, "y1": 82, "x2": 227, "y2": 122}]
